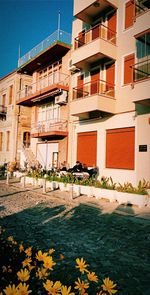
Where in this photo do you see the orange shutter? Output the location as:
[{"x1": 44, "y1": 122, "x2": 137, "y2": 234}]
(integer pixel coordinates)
[
  {"x1": 9, "y1": 85, "x2": 13, "y2": 105},
  {"x1": 6, "y1": 131, "x2": 10, "y2": 151},
  {"x1": 90, "y1": 69, "x2": 100, "y2": 95},
  {"x1": 92, "y1": 24, "x2": 99, "y2": 40},
  {"x1": 124, "y1": 53, "x2": 135, "y2": 84},
  {"x1": 106, "y1": 127, "x2": 135, "y2": 170},
  {"x1": 77, "y1": 131, "x2": 97, "y2": 167},
  {"x1": 107, "y1": 11, "x2": 117, "y2": 43},
  {"x1": 125, "y1": 1, "x2": 134, "y2": 29}
]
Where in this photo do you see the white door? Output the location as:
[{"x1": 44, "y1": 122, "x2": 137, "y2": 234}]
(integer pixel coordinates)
[{"x1": 37, "y1": 142, "x2": 58, "y2": 169}]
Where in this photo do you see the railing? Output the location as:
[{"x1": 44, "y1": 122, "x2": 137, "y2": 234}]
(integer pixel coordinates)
[
  {"x1": 135, "y1": 0, "x2": 150, "y2": 17},
  {"x1": 17, "y1": 71, "x2": 69, "y2": 100},
  {"x1": 74, "y1": 23, "x2": 116, "y2": 50},
  {"x1": 132, "y1": 58, "x2": 150, "y2": 82},
  {"x1": 31, "y1": 119, "x2": 68, "y2": 134},
  {"x1": 18, "y1": 29, "x2": 71, "y2": 67},
  {"x1": 0, "y1": 105, "x2": 7, "y2": 114},
  {"x1": 73, "y1": 80, "x2": 115, "y2": 100}
]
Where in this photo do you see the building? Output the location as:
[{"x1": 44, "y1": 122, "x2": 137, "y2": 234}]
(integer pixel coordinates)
[
  {"x1": 17, "y1": 29, "x2": 71, "y2": 169},
  {"x1": 68, "y1": 0, "x2": 150, "y2": 185},
  {"x1": 0, "y1": 71, "x2": 31, "y2": 166}
]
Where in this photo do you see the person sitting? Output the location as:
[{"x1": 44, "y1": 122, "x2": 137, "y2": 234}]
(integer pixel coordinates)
[
  {"x1": 82, "y1": 163, "x2": 89, "y2": 173},
  {"x1": 68, "y1": 161, "x2": 83, "y2": 173},
  {"x1": 60, "y1": 161, "x2": 67, "y2": 171}
]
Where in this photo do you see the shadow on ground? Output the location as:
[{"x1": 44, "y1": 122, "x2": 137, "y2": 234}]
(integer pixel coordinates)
[{"x1": 0, "y1": 202, "x2": 150, "y2": 295}]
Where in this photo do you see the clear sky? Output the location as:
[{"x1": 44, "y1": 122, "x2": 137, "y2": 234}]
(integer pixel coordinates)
[{"x1": 0, "y1": 0, "x2": 73, "y2": 78}]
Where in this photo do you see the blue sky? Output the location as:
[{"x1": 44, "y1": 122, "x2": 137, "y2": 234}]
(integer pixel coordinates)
[{"x1": 0, "y1": 0, "x2": 73, "y2": 78}]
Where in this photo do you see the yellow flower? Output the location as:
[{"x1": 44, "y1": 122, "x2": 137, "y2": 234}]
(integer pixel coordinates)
[
  {"x1": 7, "y1": 236, "x2": 14, "y2": 242},
  {"x1": 36, "y1": 250, "x2": 48, "y2": 261},
  {"x1": 61, "y1": 286, "x2": 75, "y2": 295},
  {"x1": 101, "y1": 278, "x2": 117, "y2": 295},
  {"x1": 49, "y1": 248, "x2": 55, "y2": 255},
  {"x1": 3, "y1": 284, "x2": 18, "y2": 295},
  {"x1": 76, "y1": 258, "x2": 89, "y2": 274},
  {"x1": 22, "y1": 258, "x2": 32, "y2": 268},
  {"x1": 19, "y1": 244, "x2": 24, "y2": 253},
  {"x1": 43, "y1": 256, "x2": 56, "y2": 270},
  {"x1": 17, "y1": 283, "x2": 32, "y2": 295},
  {"x1": 28, "y1": 265, "x2": 35, "y2": 271},
  {"x1": 36, "y1": 267, "x2": 49, "y2": 280},
  {"x1": 87, "y1": 271, "x2": 98, "y2": 283},
  {"x1": 17, "y1": 268, "x2": 30, "y2": 282},
  {"x1": 43, "y1": 280, "x2": 62, "y2": 294},
  {"x1": 75, "y1": 278, "x2": 89, "y2": 292},
  {"x1": 25, "y1": 247, "x2": 32, "y2": 257}
]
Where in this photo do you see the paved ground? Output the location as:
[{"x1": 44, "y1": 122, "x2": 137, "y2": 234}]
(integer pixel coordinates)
[{"x1": 0, "y1": 179, "x2": 150, "y2": 295}]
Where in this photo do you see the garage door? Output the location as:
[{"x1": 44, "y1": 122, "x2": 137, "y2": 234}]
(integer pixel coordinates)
[
  {"x1": 77, "y1": 131, "x2": 97, "y2": 167},
  {"x1": 106, "y1": 127, "x2": 135, "y2": 169}
]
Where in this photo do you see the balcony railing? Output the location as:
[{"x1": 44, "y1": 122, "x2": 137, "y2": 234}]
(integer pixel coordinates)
[
  {"x1": 135, "y1": 0, "x2": 150, "y2": 17},
  {"x1": 18, "y1": 29, "x2": 71, "y2": 67},
  {"x1": 17, "y1": 71, "x2": 69, "y2": 100},
  {"x1": 132, "y1": 58, "x2": 150, "y2": 82},
  {"x1": 73, "y1": 80, "x2": 115, "y2": 100},
  {"x1": 31, "y1": 119, "x2": 68, "y2": 135},
  {"x1": 0, "y1": 105, "x2": 7, "y2": 114},
  {"x1": 74, "y1": 23, "x2": 116, "y2": 50}
]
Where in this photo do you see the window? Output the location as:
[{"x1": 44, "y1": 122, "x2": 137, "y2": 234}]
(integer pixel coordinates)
[
  {"x1": 125, "y1": 1, "x2": 134, "y2": 29},
  {"x1": 9, "y1": 85, "x2": 13, "y2": 105},
  {"x1": 136, "y1": 31, "x2": 150, "y2": 59},
  {"x1": 124, "y1": 53, "x2": 135, "y2": 84},
  {"x1": 6, "y1": 131, "x2": 10, "y2": 151},
  {"x1": 0, "y1": 132, "x2": 3, "y2": 151},
  {"x1": 106, "y1": 127, "x2": 135, "y2": 169}
]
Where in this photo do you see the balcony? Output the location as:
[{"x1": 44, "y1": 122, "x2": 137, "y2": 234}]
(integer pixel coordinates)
[
  {"x1": 0, "y1": 105, "x2": 7, "y2": 119},
  {"x1": 72, "y1": 24, "x2": 117, "y2": 68},
  {"x1": 134, "y1": 3, "x2": 150, "y2": 35},
  {"x1": 131, "y1": 58, "x2": 150, "y2": 105},
  {"x1": 17, "y1": 71, "x2": 69, "y2": 106},
  {"x1": 18, "y1": 30, "x2": 71, "y2": 74},
  {"x1": 74, "y1": 0, "x2": 118, "y2": 24},
  {"x1": 70, "y1": 80, "x2": 116, "y2": 117},
  {"x1": 31, "y1": 119, "x2": 68, "y2": 139}
]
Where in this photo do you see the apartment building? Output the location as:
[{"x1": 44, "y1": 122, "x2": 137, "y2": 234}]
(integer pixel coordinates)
[
  {"x1": 0, "y1": 71, "x2": 31, "y2": 166},
  {"x1": 17, "y1": 29, "x2": 71, "y2": 169},
  {"x1": 68, "y1": 0, "x2": 150, "y2": 185}
]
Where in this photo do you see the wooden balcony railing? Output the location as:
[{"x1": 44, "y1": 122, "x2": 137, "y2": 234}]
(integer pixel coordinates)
[
  {"x1": 131, "y1": 58, "x2": 150, "y2": 82},
  {"x1": 74, "y1": 23, "x2": 117, "y2": 50},
  {"x1": 17, "y1": 71, "x2": 69, "y2": 100},
  {"x1": 31, "y1": 119, "x2": 68, "y2": 134},
  {"x1": 73, "y1": 80, "x2": 115, "y2": 100}
]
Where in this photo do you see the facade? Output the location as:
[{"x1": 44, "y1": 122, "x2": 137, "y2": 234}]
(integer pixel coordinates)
[
  {"x1": 17, "y1": 29, "x2": 71, "y2": 169},
  {"x1": 68, "y1": 0, "x2": 150, "y2": 185},
  {"x1": 0, "y1": 71, "x2": 31, "y2": 166}
]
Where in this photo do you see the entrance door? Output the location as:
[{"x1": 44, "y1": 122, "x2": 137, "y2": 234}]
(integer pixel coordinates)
[
  {"x1": 37, "y1": 142, "x2": 58, "y2": 170},
  {"x1": 23, "y1": 132, "x2": 30, "y2": 148},
  {"x1": 105, "y1": 62, "x2": 115, "y2": 96},
  {"x1": 77, "y1": 131, "x2": 97, "y2": 167},
  {"x1": 90, "y1": 69, "x2": 100, "y2": 95},
  {"x1": 107, "y1": 11, "x2": 117, "y2": 43}
]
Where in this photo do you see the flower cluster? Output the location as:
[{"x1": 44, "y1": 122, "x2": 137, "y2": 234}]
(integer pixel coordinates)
[{"x1": 0, "y1": 227, "x2": 118, "y2": 295}]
